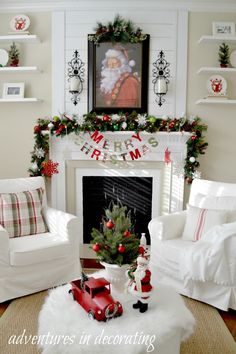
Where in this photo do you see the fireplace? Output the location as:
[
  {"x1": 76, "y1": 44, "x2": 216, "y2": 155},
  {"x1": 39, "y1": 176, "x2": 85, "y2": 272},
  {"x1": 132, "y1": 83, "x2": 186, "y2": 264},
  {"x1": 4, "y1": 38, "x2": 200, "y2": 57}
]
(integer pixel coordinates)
[{"x1": 50, "y1": 131, "x2": 190, "y2": 257}]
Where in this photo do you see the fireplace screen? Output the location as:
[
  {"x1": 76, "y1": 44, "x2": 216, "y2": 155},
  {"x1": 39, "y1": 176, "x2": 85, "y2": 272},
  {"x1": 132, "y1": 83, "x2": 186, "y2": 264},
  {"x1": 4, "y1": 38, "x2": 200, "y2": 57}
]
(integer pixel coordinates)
[{"x1": 82, "y1": 177, "x2": 152, "y2": 244}]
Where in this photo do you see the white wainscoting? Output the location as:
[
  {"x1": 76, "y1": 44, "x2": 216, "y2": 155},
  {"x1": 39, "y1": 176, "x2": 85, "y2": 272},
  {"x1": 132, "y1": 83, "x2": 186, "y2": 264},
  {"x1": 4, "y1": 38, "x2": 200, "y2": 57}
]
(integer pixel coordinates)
[{"x1": 52, "y1": 8, "x2": 188, "y2": 117}]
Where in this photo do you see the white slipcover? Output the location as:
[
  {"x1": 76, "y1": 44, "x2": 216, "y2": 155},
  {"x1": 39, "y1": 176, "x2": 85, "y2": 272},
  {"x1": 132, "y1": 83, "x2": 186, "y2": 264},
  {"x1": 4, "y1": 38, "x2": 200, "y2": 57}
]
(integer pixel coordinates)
[
  {"x1": 148, "y1": 179, "x2": 236, "y2": 311},
  {"x1": 0, "y1": 177, "x2": 81, "y2": 302}
]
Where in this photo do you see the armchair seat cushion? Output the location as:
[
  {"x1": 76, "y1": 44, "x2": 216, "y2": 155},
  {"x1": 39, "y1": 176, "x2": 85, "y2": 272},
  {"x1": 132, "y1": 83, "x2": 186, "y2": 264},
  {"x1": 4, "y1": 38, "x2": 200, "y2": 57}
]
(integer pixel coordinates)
[
  {"x1": 9, "y1": 233, "x2": 71, "y2": 266},
  {"x1": 152, "y1": 239, "x2": 195, "y2": 273}
]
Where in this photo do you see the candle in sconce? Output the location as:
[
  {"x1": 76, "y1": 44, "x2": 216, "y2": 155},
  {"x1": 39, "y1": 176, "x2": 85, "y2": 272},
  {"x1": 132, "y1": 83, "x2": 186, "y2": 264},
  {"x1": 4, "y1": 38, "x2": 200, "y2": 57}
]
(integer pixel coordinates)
[
  {"x1": 70, "y1": 76, "x2": 80, "y2": 91},
  {"x1": 155, "y1": 77, "x2": 167, "y2": 94}
]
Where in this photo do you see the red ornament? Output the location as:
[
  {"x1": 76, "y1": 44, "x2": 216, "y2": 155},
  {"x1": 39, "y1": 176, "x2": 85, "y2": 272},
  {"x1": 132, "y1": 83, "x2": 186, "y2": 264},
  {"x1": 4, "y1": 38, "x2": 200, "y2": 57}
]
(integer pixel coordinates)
[
  {"x1": 41, "y1": 159, "x2": 59, "y2": 177},
  {"x1": 138, "y1": 246, "x2": 145, "y2": 255},
  {"x1": 103, "y1": 115, "x2": 111, "y2": 122},
  {"x1": 169, "y1": 121, "x2": 175, "y2": 129},
  {"x1": 118, "y1": 244, "x2": 126, "y2": 253},
  {"x1": 34, "y1": 125, "x2": 41, "y2": 134},
  {"x1": 106, "y1": 220, "x2": 114, "y2": 229},
  {"x1": 92, "y1": 243, "x2": 101, "y2": 252},
  {"x1": 123, "y1": 230, "x2": 131, "y2": 237},
  {"x1": 191, "y1": 135, "x2": 197, "y2": 141},
  {"x1": 164, "y1": 148, "x2": 171, "y2": 164}
]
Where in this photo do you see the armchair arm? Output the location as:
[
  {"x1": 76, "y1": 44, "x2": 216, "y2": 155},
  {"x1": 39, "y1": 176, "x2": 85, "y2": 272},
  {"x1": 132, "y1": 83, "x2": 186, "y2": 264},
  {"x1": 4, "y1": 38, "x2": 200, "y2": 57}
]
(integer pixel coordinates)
[
  {"x1": 0, "y1": 225, "x2": 10, "y2": 265},
  {"x1": 148, "y1": 210, "x2": 187, "y2": 241},
  {"x1": 43, "y1": 207, "x2": 80, "y2": 246}
]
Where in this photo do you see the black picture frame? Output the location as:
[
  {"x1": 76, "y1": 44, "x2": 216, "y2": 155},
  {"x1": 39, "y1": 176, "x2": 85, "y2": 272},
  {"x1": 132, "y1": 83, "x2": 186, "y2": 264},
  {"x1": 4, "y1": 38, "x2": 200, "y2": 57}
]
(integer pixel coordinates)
[{"x1": 88, "y1": 35, "x2": 150, "y2": 114}]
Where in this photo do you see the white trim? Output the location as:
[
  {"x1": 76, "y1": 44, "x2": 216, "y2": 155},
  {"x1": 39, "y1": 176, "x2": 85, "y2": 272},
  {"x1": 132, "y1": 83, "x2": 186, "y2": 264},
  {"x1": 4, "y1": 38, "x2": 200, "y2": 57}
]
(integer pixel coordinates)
[
  {"x1": 52, "y1": 11, "x2": 65, "y2": 115},
  {"x1": 1, "y1": 1, "x2": 236, "y2": 13},
  {"x1": 175, "y1": 10, "x2": 188, "y2": 116}
]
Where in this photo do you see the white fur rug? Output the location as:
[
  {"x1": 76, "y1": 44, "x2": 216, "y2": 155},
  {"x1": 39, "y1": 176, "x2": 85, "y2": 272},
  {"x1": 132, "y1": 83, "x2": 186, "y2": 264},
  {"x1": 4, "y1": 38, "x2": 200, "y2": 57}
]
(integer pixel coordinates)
[{"x1": 38, "y1": 272, "x2": 195, "y2": 354}]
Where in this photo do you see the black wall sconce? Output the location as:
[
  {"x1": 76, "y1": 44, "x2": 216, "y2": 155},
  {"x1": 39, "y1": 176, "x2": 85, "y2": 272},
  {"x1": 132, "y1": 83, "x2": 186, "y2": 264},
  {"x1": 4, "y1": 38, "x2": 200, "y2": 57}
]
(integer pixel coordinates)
[
  {"x1": 68, "y1": 50, "x2": 85, "y2": 105},
  {"x1": 152, "y1": 50, "x2": 170, "y2": 107}
]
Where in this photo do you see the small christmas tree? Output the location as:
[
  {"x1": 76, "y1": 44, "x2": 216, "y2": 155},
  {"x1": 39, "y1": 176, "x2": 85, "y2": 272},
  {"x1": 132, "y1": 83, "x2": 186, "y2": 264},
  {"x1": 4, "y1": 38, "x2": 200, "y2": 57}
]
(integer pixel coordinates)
[
  {"x1": 8, "y1": 42, "x2": 20, "y2": 67},
  {"x1": 91, "y1": 202, "x2": 140, "y2": 266},
  {"x1": 218, "y1": 42, "x2": 229, "y2": 67}
]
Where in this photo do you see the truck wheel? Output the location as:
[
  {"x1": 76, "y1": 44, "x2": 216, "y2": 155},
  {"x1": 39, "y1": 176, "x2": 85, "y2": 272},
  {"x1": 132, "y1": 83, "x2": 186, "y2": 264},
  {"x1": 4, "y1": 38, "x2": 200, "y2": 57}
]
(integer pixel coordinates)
[
  {"x1": 68, "y1": 289, "x2": 76, "y2": 301},
  {"x1": 88, "y1": 310, "x2": 95, "y2": 320}
]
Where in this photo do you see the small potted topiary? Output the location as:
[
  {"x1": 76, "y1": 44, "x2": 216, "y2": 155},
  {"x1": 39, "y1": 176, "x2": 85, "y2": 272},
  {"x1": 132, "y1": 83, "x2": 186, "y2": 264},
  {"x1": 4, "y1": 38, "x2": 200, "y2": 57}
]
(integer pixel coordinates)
[
  {"x1": 218, "y1": 42, "x2": 230, "y2": 68},
  {"x1": 8, "y1": 42, "x2": 20, "y2": 67}
]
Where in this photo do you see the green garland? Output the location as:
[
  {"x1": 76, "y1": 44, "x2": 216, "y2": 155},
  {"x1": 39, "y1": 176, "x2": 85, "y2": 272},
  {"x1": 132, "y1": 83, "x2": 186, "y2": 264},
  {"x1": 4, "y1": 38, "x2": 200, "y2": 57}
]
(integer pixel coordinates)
[
  {"x1": 88, "y1": 14, "x2": 147, "y2": 45},
  {"x1": 29, "y1": 112, "x2": 208, "y2": 183}
]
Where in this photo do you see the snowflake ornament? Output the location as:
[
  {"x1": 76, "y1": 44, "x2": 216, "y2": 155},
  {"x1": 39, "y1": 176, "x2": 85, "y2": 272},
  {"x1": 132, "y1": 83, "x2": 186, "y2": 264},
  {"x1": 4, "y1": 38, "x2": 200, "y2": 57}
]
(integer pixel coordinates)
[
  {"x1": 35, "y1": 147, "x2": 45, "y2": 158},
  {"x1": 192, "y1": 170, "x2": 201, "y2": 179},
  {"x1": 31, "y1": 162, "x2": 39, "y2": 172},
  {"x1": 136, "y1": 114, "x2": 147, "y2": 127},
  {"x1": 41, "y1": 160, "x2": 59, "y2": 177}
]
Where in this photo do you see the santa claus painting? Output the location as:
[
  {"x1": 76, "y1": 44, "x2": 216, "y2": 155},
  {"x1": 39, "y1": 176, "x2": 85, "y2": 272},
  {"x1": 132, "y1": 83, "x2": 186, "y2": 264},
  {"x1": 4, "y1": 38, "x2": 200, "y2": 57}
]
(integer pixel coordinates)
[{"x1": 97, "y1": 44, "x2": 141, "y2": 108}]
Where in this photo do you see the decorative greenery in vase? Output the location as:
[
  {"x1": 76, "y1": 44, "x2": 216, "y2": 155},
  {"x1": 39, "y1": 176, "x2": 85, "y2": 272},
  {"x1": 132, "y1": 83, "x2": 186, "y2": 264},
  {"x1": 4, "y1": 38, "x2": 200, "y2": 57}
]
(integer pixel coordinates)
[
  {"x1": 91, "y1": 202, "x2": 140, "y2": 266},
  {"x1": 8, "y1": 42, "x2": 20, "y2": 67},
  {"x1": 218, "y1": 42, "x2": 230, "y2": 68}
]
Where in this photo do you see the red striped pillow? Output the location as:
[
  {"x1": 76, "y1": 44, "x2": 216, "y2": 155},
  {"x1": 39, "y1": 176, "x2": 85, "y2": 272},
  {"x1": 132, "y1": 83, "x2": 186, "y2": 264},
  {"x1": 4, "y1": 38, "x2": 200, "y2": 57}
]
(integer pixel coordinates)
[
  {"x1": 182, "y1": 205, "x2": 228, "y2": 241},
  {"x1": 0, "y1": 188, "x2": 47, "y2": 238}
]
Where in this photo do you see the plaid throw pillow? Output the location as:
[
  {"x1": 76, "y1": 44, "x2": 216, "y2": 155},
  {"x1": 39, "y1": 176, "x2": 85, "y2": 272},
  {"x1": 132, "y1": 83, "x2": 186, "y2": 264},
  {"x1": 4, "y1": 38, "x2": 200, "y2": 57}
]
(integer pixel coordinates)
[{"x1": 0, "y1": 188, "x2": 47, "y2": 238}]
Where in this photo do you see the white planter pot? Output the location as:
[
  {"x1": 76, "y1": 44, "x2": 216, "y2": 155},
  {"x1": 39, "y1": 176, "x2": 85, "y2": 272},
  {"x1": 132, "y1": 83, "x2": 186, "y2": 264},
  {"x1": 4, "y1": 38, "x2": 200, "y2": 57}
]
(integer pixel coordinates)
[{"x1": 100, "y1": 261, "x2": 130, "y2": 293}]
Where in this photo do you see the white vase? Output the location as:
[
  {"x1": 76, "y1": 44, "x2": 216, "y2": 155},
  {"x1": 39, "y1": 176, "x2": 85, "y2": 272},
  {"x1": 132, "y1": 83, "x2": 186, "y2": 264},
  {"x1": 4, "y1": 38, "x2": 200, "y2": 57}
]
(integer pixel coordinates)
[{"x1": 100, "y1": 261, "x2": 129, "y2": 293}]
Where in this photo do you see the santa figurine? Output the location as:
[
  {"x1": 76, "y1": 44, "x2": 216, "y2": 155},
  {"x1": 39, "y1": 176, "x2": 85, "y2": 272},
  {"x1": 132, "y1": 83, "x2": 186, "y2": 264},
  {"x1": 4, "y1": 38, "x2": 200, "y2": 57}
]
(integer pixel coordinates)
[{"x1": 127, "y1": 253, "x2": 152, "y2": 313}]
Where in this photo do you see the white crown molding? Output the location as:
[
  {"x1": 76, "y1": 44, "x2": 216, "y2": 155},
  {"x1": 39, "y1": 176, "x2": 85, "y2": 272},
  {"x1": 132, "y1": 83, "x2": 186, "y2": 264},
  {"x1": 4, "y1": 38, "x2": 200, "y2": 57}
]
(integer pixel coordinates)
[{"x1": 1, "y1": 0, "x2": 236, "y2": 13}]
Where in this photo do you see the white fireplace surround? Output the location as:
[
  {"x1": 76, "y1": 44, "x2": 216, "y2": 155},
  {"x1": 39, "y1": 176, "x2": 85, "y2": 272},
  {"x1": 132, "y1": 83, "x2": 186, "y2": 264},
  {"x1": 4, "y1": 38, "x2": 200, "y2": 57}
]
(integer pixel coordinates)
[{"x1": 50, "y1": 132, "x2": 191, "y2": 234}]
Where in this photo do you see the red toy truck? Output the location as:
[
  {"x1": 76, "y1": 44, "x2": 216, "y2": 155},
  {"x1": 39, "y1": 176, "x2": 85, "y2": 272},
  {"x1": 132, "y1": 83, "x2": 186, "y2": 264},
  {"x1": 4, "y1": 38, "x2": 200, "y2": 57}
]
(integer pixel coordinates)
[{"x1": 69, "y1": 276, "x2": 123, "y2": 321}]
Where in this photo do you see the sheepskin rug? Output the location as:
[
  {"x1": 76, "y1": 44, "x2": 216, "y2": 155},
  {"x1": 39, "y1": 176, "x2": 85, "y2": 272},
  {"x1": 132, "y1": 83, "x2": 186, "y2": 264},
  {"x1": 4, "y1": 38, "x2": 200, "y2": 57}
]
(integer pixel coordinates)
[{"x1": 38, "y1": 272, "x2": 195, "y2": 354}]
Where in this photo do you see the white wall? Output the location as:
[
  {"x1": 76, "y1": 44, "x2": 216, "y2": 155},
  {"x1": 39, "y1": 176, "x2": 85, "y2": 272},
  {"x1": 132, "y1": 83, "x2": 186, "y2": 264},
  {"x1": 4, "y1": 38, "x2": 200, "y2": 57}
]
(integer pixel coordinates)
[
  {"x1": 187, "y1": 12, "x2": 236, "y2": 183},
  {"x1": 0, "y1": 12, "x2": 51, "y2": 179},
  {"x1": 52, "y1": 9, "x2": 188, "y2": 117}
]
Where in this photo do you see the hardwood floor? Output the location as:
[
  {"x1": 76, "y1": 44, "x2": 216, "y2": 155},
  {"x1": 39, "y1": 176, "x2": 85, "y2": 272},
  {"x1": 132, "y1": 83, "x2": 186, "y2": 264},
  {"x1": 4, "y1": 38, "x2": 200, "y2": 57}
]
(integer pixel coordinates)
[{"x1": 1, "y1": 262, "x2": 236, "y2": 342}]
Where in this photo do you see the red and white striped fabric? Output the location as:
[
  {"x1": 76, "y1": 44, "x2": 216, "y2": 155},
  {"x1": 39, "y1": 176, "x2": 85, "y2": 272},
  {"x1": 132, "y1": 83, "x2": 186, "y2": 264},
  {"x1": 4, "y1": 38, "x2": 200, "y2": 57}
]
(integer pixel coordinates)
[
  {"x1": 182, "y1": 205, "x2": 228, "y2": 241},
  {"x1": 0, "y1": 188, "x2": 47, "y2": 238}
]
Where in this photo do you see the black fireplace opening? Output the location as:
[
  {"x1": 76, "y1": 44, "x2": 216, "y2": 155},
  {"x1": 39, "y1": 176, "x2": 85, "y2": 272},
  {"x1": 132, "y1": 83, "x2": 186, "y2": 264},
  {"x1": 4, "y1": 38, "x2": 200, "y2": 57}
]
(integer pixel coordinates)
[{"x1": 82, "y1": 176, "x2": 153, "y2": 244}]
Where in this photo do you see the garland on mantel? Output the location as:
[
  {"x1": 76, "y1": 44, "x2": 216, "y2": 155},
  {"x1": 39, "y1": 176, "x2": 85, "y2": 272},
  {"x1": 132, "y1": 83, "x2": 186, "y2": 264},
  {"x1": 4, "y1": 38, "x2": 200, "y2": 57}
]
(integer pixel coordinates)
[{"x1": 28, "y1": 112, "x2": 208, "y2": 183}]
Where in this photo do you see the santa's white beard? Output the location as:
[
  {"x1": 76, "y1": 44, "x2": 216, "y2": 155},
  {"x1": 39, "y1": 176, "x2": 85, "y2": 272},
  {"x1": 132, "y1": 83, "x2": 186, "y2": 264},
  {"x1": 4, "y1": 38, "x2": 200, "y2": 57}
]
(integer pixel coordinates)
[{"x1": 100, "y1": 65, "x2": 132, "y2": 94}]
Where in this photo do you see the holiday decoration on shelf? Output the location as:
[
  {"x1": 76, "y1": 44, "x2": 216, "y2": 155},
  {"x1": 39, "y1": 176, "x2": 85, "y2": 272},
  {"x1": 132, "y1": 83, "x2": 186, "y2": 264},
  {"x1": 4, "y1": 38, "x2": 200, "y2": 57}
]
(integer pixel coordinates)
[
  {"x1": 164, "y1": 147, "x2": 171, "y2": 164},
  {"x1": 88, "y1": 14, "x2": 147, "y2": 45},
  {"x1": 28, "y1": 112, "x2": 208, "y2": 183},
  {"x1": 127, "y1": 254, "x2": 152, "y2": 313},
  {"x1": 218, "y1": 43, "x2": 230, "y2": 68},
  {"x1": 91, "y1": 202, "x2": 140, "y2": 266},
  {"x1": 8, "y1": 42, "x2": 19, "y2": 67}
]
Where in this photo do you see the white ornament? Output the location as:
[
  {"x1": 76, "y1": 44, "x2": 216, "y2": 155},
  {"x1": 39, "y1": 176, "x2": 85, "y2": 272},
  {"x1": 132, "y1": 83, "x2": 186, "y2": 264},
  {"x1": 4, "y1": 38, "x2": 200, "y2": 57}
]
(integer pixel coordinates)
[
  {"x1": 35, "y1": 147, "x2": 45, "y2": 158},
  {"x1": 31, "y1": 162, "x2": 38, "y2": 172},
  {"x1": 136, "y1": 114, "x2": 147, "y2": 126},
  {"x1": 189, "y1": 156, "x2": 196, "y2": 163},
  {"x1": 41, "y1": 130, "x2": 50, "y2": 136},
  {"x1": 111, "y1": 114, "x2": 120, "y2": 121},
  {"x1": 48, "y1": 122, "x2": 54, "y2": 129},
  {"x1": 121, "y1": 122, "x2": 127, "y2": 129},
  {"x1": 129, "y1": 59, "x2": 135, "y2": 67},
  {"x1": 192, "y1": 170, "x2": 201, "y2": 179},
  {"x1": 188, "y1": 115, "x2": 197, "y2": 123}
]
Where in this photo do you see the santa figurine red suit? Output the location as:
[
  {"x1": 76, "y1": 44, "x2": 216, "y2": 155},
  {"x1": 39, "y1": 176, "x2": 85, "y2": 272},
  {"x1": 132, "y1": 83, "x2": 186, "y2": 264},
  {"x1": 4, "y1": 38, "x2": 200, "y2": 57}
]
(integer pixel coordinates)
[{"x1": 127, "y1": 254, "x2": 152, "y2": 313}]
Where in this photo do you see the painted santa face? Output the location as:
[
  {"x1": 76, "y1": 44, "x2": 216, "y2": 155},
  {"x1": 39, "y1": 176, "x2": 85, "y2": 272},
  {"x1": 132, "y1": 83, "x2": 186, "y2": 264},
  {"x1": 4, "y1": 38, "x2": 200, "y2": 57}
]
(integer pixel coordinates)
[{"x1": 107, "y1": 57, "x2": 122, "y2": 69}]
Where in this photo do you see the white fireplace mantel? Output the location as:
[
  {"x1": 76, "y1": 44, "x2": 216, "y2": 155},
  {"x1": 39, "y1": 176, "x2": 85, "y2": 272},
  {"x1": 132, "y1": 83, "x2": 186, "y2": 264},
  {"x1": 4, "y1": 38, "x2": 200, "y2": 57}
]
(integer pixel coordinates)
[{"x1": 50, "y1": 131, "x2": 191, "y2": 215}]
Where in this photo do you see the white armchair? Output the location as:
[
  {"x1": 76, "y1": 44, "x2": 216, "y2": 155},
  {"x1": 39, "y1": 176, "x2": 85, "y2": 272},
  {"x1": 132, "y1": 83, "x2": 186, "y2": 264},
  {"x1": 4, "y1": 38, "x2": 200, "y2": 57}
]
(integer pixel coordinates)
[
  {"x1": 148, "y1": 179, "x2": 236, "y2": 311},
  {"x1": 0, "y1": 177, "x2": 81, "y2": 302}
]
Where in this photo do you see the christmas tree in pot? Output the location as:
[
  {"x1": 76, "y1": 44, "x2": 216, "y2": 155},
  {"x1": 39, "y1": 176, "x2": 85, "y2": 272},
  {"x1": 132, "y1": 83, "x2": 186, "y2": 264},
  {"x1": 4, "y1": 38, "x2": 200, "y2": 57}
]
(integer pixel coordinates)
[{"x1": 91, "y1": 202, "x2": 140, "y2": 267}]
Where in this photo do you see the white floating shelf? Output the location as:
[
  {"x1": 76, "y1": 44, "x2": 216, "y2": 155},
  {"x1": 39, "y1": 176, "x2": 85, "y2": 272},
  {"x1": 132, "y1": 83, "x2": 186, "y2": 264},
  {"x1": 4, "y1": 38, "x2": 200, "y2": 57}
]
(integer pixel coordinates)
[
  {"x1": 198, "y1": 35, "x2": 236, "y2": 44},
  {"x1": 196, "y1": 98, "x2": 236, "y2": 104},
  {"x1": 0, "y1": 34, "x2": 40, "y2": 43},
  {"x1": 197, "y1": 67, "x2": 236, "y2": 74},
  {"x1": 0, "y1": 98, "x2": 42, "y2": 103},
  {"x1": 0, "y1": 66, "x2": 41, "y2": 73}
]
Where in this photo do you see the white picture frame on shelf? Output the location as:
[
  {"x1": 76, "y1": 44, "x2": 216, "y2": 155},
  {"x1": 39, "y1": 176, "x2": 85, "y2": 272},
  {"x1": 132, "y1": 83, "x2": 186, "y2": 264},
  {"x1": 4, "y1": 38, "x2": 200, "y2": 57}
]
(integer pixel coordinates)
[
  {"x1": 2, "y1": 82, "x2": 25, "y2": 99},
  {"x1": 212, "y1": 22, "x2": 235, "y2": 37}
]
